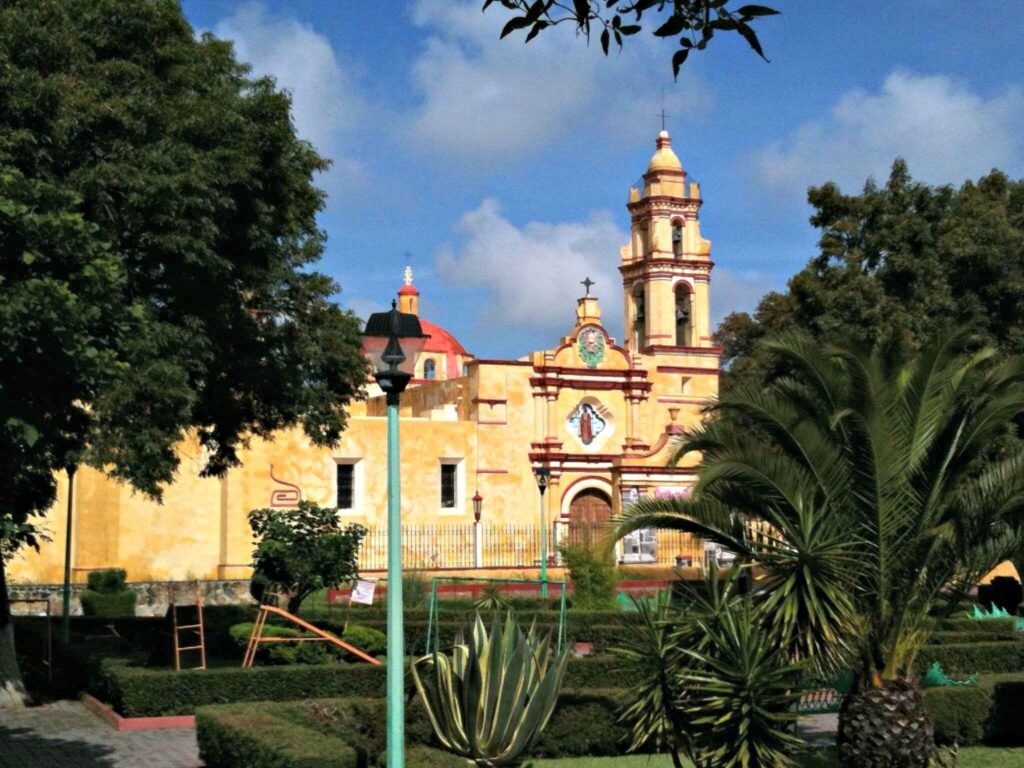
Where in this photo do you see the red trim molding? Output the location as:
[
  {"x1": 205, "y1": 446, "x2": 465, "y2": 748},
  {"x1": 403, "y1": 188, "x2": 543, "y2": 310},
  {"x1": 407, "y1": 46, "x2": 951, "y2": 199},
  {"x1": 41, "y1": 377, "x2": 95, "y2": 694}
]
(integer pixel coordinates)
[
  {"x1": 475, "y1": 469, "x2": 509, "y2": 475},
  {"x1": 81, "y1": 694, "x2": 195, "y2": 731}
]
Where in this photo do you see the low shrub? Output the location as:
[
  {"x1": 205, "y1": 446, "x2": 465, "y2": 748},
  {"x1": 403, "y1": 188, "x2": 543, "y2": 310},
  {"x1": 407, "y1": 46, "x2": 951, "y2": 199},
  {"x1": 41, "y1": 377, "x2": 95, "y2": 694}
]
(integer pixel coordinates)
[
  {"x1": 936, "y1": 617, "x2": 1017, "y2": 634},
  {"x1": 341, "y1": 625, "x2": 386, "y2": 657},
  {"x1": 99, "y1": 655, "x2": 624, "y2": 717},
  {"x1": 80, "y1": 590, "x2": 137, "y2": 619},
  {"x1": 916, "y1": 641, "x2": 1024, "y2": 675},
  {"x1": 927, "y1": 630, "x2": 1020, "y2": 645},
  {"x1": 559, "y1": 540, "x2": 619, "y2": 610},
  {"x1": 197, "y1": 694, "x2": 629, "y2": 767},
  {"x1": 101, "y1": 660, "x2": 387, "y2": 717},
  {"x1": 81, "y1": 568, "x2": 136, "y2": 618},
  {"x1": 533, "y1": 689, "x2": 632, "y2": 758},
  {"x1": 197, "y1": 705, "x2": 360, "y2": 768},
  {"x1": 925, "y1": 672, "x2": 1024, "y2": 746}
]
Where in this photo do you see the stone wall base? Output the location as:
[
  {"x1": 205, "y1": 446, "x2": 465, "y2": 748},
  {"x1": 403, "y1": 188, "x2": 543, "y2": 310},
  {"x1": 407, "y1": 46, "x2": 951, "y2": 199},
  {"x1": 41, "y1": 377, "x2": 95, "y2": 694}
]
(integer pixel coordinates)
[{"x1": 9, "y1": 579, "x2": 254, "y2": 617}]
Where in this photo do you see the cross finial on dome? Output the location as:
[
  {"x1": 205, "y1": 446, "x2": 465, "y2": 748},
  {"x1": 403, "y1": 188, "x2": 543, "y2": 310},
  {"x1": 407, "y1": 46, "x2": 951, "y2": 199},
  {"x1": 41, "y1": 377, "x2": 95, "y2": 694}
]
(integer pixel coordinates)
[{"x1": 403, "y1": 265, "x2": 413, "y2": 286}]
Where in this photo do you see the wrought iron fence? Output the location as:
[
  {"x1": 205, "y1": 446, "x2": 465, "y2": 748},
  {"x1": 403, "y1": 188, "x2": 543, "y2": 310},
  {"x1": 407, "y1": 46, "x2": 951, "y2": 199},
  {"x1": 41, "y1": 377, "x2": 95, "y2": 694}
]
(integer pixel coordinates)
[{"x1": 354, "y1": 523, "x2": 706, "y2": 571}]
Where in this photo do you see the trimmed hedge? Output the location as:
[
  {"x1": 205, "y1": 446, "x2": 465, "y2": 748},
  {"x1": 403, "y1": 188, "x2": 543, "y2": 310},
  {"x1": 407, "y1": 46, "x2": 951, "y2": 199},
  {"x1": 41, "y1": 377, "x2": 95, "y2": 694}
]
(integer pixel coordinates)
[
  {"x1": 925, "y1": 672, "x2": 1024, "y2": 746},
  {"x1": 916, "y1": 641, "x2": 1024, "y2": 675},
  {"x1": 196, "y1": 696, "x2": 619, "y2": 768},
  {"x1": 935, "y1": 617, "x2": 1018, "y2": 634},
  {"x1": 99, "y1": 655, "x2": 623, "y2": 717},
  {"x1": 927, "y1": 630, "x2": 1020, "y2": 645}
]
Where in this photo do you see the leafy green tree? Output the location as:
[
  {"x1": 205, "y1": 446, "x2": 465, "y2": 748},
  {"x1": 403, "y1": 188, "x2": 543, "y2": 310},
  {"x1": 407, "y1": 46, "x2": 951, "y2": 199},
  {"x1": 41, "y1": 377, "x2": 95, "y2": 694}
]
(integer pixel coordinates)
[
  {"x1": 0, "y1": 0, "x2": 367, "y2": 706},
  {"x1": 484, "y1": 0, "x2": 779, "y2": 77},
  {"x1": 615, "y1": 331, "x2": 1024, "y2": 767},
  {"x1": 248, "y1": 501, "x2": 367, "y2": 615},
  {"x1": 715, "y1": 161, "x2": 1024, "y2": 392}
]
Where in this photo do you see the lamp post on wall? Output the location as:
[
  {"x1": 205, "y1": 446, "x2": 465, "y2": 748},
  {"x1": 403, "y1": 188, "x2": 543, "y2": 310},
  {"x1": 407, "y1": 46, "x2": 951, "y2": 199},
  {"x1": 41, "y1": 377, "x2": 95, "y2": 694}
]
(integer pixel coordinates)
[
  {"x1": 362, "y1": 301, "x2": 428, "y2": 768},
  {"x1": 533, "y1": 467, "x2": 550, "y2": 599},
  {"x1": 472, "y1": 490, "x2": 484, "y2": 568}
]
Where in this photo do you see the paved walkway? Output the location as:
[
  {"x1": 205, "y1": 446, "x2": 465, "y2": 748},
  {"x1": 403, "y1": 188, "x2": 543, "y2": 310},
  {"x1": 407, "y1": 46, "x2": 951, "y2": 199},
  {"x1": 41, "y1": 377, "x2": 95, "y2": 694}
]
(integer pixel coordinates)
[{"x1": 0, "y1": 701, "x2": 199, "y2": 768}]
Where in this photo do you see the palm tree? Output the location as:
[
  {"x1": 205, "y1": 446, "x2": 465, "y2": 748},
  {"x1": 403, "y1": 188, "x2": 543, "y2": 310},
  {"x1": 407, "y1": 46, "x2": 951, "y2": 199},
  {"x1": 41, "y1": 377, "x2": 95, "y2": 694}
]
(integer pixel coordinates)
[{"x1": 613, "y1": 331, "x2": 1024, "y2": 767}]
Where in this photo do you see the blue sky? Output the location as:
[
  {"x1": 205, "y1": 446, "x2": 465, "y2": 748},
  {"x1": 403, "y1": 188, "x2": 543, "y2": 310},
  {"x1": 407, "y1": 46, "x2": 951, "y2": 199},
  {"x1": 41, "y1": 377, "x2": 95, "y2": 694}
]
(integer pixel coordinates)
[{"x1": 183, "y1": 1, "x2": 1024, "y2": 359}]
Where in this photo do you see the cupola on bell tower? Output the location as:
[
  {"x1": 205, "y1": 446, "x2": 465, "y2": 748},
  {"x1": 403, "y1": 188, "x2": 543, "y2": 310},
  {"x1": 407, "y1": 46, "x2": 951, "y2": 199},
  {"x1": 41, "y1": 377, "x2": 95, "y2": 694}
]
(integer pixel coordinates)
[{"x1": 620, "y1": 130, "x2": 713, "y2": 356}]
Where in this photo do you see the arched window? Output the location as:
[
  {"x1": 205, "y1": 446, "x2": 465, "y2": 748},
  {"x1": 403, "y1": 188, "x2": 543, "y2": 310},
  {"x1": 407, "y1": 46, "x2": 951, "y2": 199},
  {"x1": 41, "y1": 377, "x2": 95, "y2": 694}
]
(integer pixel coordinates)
[
  {"x1": 424, "y1": 358, "x2": 437, "y2": 380},
  {"x1": 672, "y1": 221, "x2": 683, "y2": 258},
  {"x1": 633, "y1": 285, "x2": 646, "y2": 349},
  {"x1": 674, "y1": 283, "x2": 692, "y2": 347}
]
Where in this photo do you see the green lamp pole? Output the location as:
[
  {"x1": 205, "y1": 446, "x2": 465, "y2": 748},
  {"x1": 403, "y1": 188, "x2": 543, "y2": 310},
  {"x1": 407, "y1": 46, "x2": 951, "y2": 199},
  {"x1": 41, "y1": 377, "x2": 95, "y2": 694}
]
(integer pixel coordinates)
[
  {"x1": 61, "y1": 465, "x2": 76, "y2": 644},
  {"x1": 533, "y1": 467, "x2": 549, "y2": 599},
  {"x1": 363, "y1": 301, "x2": 428, "y2": 768}
]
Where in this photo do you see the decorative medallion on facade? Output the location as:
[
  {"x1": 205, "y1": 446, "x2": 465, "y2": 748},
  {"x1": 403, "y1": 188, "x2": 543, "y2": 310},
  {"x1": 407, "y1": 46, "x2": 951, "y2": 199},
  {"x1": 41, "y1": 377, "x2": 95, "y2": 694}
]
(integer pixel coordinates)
[
  {"x1": 567, "y1": 402, "x2": 607, "y2": 446},
  {"x1": 577, "y1": 325, "x2": 606, "y2": 369}
]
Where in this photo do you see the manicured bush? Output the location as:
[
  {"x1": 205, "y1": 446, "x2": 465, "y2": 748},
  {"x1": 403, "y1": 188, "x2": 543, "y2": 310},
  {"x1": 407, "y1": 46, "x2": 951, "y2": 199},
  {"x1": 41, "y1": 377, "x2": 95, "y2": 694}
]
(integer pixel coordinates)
[
  {"x1": 533, "y1": 689, "x2": 631, "y2": 758},
  {"x1": 99, "y1": 655, "x2": 625, "y2": 717},
  {"x1": 924, "y1": 672, "x2": 1024, "y2": 746},
  {"x1": 936, "y1": 617, "x2": 1017, "y2": 634},
  {"x1": 87, "y1": 568, "x2": 128, "y2": 592},
  {"x1": 79, "y1": 590, "x2": 137, "y2": 619},
  {"x1": 197, "y1": 705, "x2": 360, "y2": 768},
  {"x1": 559, "y1": 540, "x2": 619, "y2": 609},
  {"x1": 916, "y1": 641, "x2": 1024, "y2": 675},
  {"x1": 341, "y1": 624, "x2": 386, "y2": 657},
  {"x1": 924, "y1": 682, "x2": 993, "y2": 745},
  {"x1": 198, "y1": 694, "x2": 628, "y2": 767},
  {"x1": 101, "y1": 660, "x2": 387, "y2": 717},
  {"x1": 80, "y1": 568, "x2": 136, "y2": 618},
  {"x1": 927, "y1": 630, "x2": 1019, "y2": 645}
]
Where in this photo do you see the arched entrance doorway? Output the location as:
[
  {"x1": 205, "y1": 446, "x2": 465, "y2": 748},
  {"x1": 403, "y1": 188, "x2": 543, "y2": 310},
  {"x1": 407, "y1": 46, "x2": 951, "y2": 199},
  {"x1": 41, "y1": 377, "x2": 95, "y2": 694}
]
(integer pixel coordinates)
[{"x1": 568, "y1": 488, "x2": 612, "y2": 529}]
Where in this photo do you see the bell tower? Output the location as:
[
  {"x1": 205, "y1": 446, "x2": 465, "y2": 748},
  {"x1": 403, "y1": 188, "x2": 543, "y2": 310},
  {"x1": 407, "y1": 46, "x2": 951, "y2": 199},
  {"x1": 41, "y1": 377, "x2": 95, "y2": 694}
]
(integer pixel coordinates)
[{"x1": 620, "y1": 130, "x2": 713, "y2": 356}]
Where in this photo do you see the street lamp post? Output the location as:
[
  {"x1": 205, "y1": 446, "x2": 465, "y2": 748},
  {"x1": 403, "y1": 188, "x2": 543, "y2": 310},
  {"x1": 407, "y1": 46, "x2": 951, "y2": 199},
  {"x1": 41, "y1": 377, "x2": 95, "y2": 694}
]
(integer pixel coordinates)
[
  {"x1": 533, "y1": 467, "x2": 549, "y2": 599},
  {"x1": 363, "y1": 301, "x2": 428, "y2": 768}
]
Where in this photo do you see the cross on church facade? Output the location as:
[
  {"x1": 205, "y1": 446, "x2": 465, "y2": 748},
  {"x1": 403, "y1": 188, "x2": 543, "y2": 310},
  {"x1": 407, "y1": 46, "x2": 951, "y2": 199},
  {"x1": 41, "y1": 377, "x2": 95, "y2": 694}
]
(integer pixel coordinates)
[{"x1": 581, "y1": 277, "x2": 595, "y2": 296}]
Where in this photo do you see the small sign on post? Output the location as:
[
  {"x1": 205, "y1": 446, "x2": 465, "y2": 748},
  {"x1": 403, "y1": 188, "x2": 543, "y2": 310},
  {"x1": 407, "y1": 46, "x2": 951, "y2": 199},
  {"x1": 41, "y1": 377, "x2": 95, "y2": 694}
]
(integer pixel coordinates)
[{"x1": 350, "y1": 578, "x2": 377, "y2": 606}]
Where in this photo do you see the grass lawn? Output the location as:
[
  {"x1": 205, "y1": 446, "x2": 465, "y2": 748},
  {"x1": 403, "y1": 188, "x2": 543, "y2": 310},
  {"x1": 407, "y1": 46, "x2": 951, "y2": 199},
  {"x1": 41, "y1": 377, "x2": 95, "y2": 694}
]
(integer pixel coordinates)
[{"x1": 534, "y1": 747, "x2": 1024, "y2": 767}]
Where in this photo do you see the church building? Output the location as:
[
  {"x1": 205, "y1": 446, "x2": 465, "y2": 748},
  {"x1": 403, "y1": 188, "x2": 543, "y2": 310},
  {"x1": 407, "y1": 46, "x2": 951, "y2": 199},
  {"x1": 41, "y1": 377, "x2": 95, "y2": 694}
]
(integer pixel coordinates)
[{"x1": 10, "y1": 130, "x2": 721, "y2": 585}]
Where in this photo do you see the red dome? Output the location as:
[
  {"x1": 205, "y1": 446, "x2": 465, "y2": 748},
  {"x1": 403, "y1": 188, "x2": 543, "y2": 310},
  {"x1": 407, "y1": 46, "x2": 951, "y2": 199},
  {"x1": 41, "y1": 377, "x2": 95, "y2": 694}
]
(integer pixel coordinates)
[
  {"x1": 420, "y1": 319, "x2": 469, "y2": 356},
  {"x1": 398, "y1": 284, "x2": 420, "y2": 296}
]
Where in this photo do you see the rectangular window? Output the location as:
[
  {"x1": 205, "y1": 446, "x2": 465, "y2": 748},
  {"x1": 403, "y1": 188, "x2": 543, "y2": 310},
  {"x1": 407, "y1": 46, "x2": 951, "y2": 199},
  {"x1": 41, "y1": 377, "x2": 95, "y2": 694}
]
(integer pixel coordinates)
[
  {"x1": 337, "y1": 463, "x2": 355, "y2": 510},
  {"x1": 440, "y1": 463, "x2": 457, "y2": 508}
]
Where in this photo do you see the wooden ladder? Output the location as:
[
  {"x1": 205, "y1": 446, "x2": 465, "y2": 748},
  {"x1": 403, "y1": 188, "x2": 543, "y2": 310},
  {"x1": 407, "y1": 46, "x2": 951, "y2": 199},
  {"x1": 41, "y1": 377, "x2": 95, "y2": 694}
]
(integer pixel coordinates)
[{"x1": 170, "y1": 581, "x2": 206, "y2": 671}]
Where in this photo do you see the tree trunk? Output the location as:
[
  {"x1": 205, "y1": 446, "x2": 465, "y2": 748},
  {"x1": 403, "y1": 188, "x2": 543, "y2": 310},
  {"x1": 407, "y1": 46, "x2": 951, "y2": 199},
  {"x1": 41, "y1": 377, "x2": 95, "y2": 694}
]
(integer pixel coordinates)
[
  {"x1": 0, "y1": 555, "x2": 30, "y2": 708},
  {"x1": 838, "y1": 678, "x2": 934, "y2": 768}
]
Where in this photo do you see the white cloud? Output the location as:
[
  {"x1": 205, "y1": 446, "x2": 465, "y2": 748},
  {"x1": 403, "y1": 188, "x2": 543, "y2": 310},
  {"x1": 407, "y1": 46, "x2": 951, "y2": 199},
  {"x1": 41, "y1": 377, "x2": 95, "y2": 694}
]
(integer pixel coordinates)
[
  {"x1": 408, "y1": 0, "x2": 710, "y2": 162},
  {"x1": 435, "y1": 199, "x2": 626, "y2": 340},
  {"x1": 213, "y1": 3, "x2": 369, "y2": 187},
  {"x1": 757, "y1": 71, "x2": 1024, "y2": 195}
]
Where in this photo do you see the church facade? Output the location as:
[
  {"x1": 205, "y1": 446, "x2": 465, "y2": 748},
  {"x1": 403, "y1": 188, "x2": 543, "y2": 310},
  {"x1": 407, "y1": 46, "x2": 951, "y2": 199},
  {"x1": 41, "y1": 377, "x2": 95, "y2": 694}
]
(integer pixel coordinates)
[{"x1": 10, "y1": 130, "x2": 722, "y2": 585}]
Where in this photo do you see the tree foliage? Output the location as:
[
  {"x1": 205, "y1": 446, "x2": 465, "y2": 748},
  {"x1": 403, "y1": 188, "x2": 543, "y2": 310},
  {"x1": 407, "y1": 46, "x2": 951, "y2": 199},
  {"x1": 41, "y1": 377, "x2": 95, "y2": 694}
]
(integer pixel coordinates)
[
  {"x1": 249, "y1": 501, "x2": 367, "y2": 615},
  {"x1": 0, "y1": 0, "x2": 367, "y2": 703},
  {"x1": 483, "y1": 0, "x2": 779, "y2": 77},
  {"x1": 715, "y1": 161, "x2": 1024, "y2": 392},
  {"x1": 614, "y1": 331, "x2": 1024, "y2": 764}
]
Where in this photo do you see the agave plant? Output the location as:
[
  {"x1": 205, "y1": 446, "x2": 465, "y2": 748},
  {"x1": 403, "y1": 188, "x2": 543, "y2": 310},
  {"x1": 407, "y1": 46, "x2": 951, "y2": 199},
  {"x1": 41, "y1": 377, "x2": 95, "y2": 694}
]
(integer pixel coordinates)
[
  {"x1": 613, "y1": 330, "x2": 1024, "y2": 767},
  {"x1": 411, "y1": 612, "x2": 569, "y2": 767}
]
